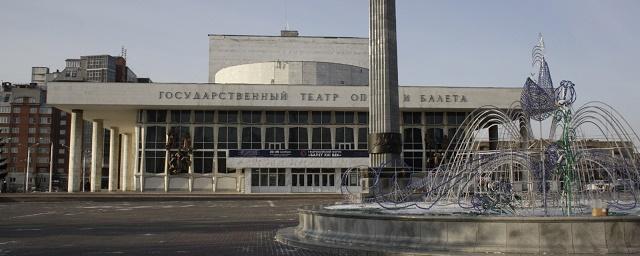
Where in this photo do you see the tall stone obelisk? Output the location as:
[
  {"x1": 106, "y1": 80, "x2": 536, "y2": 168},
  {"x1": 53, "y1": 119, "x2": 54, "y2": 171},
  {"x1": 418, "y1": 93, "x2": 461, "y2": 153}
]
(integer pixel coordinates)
[{"x1": 368, "y1": 0, "x2": 402, "y2": 167}]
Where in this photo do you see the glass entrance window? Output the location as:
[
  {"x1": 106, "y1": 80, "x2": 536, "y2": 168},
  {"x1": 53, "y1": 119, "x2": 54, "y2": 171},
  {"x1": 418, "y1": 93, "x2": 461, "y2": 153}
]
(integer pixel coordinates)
[
  {"x1": 336, "y1": 127, "x2": 354, "y2": 149},
  {"x1": 292, "y1": 168, "x2": 335, "y2": 187},
  {"x1": 265, "y1": 127, "x2": 284, "y2": 149},
  {"x1": 251, "y1": 168, "x2": 285, "y2": 187}
]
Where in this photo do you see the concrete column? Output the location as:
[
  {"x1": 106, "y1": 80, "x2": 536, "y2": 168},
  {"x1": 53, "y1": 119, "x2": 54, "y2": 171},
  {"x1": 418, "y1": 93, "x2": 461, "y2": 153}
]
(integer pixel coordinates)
[
  {"x1": 489, "y1": 125, "x2": 499, "y2": 150},
  {"x1": 90, "y1": 120, "x2": 104, "y2": 192},
  {"x1": 108, "y1": 127, "x2": 120, "y2": 192},
  {"x1": 133, "y1": 126, "x2": 140, "y2": 191},
  {"x1": 120, "y1": 133, "x2": 130, "y2": 192},
  {"x1": 368, "y1": 0, "x2": 402, "y2": 167},
  {"x1": 68, "y1": 109, "x2": 83, "y2": 192}
]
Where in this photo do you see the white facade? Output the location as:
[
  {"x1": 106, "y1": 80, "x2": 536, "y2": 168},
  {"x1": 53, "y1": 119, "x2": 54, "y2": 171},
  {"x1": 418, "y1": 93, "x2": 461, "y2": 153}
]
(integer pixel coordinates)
[
  {"x1": 47, "y1": 82, "x2": 521, "y2": 193},
  {"x1": 44, "y1": 33, "x2": 522, "y2": 193}
]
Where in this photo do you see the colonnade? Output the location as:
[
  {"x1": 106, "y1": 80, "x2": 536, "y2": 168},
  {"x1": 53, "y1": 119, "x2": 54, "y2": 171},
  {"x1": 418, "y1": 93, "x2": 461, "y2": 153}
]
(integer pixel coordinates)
[{"x1": 67, "y1": 110, "x2": 134, "y2": 192}]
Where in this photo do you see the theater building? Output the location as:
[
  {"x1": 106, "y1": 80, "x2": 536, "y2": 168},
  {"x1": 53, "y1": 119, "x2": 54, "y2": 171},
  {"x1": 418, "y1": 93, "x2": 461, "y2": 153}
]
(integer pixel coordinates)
[{"x1": 47, "y1": 32, "x2": 521, "y2": 193}]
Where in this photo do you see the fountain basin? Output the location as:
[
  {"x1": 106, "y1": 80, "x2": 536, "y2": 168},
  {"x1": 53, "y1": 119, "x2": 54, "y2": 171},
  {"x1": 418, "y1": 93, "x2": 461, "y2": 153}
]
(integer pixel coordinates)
[{"x1": 276, "y1": 206, "x2": 640, "y2": 255}]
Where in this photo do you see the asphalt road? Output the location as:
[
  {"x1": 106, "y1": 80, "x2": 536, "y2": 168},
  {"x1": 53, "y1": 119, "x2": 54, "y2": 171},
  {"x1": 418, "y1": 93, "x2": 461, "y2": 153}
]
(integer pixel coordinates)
[{"x1": 0, "y1": 198, "x2": 352, "y2": 256}]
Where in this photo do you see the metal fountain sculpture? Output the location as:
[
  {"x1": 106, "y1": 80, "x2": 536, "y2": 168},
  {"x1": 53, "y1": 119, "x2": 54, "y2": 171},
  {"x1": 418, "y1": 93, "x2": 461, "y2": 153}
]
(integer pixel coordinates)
[{"x1": 341, "y1": 35, "x2": 640, "y2": 216}]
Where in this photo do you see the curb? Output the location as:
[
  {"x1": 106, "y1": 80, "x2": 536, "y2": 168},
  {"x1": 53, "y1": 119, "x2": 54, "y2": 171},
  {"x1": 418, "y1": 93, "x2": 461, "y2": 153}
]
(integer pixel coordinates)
[{"x1": 0, "y1": 193, "x2": 343, "y2": 202}]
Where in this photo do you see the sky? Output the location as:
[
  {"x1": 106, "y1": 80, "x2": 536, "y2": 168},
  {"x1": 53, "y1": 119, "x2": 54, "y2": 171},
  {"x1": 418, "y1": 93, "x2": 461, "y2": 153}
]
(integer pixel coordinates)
[{"x1": 1, "y1": 0, "x2": 639, "y2": 131}]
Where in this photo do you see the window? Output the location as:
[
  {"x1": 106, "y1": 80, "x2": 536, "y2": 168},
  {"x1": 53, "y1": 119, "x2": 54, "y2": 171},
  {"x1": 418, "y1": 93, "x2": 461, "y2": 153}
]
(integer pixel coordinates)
[
  {"x1": 265, "y1": 127, "x2": 284, "y2": 149},
  {"x1": 13, "y1": 117, "x2": 20, "y2": 124},
  {"x1": 265, "y1": 111, "x2": 285, "y2": 124},
  {"x1": 251, "y1": 168, "x2": 286, "y2": 187},
  {"x1": 38, "y1": 137, "x2": 50, "y2": 144},
  {"x1": 0, "y1": 106, "x2": 10, "y2": 113},
  {"x1": 448, "y1": 128, "x2": 461, "y2": 146},
  {"x1": 335, "y1": 127, "x2": 354, "y2": 149},
  {"x1": 11, "y1": 127, "x2": 18, "y2": 133},
  {"x1": 217, "y1": 151, "x2": 232, "y2": 173},
  {"x1": 145, "y1": 126, "x2": 167, "y2": 149},
  {"x1": 39, "y1": 107, "x2": 51, "y2": 114},
  {"x1": 28, "y1": 137, "x2": 35, "y2": 143},
  {"x1": 288, "y1": 127, "x2": 308, "y2": 149},
  {"x1": 144, "y1": 151, "x2": 165, "y2": 174},
  {"x1": 193, "y1": 151, "x2": 213, "y2": 174},
  {"x1": 291, "y1": 168, "x2": 335, "y2": 187},
  {"x1": 403, "y1": 112, "x2": 422, "y2": 125},
  {"x1": 312, "y1": 111, "x2": 331, "y2": 124},
  {"x1": 341, "y1": 168, "x2": 360, "y2": 186},
  {"x1": 447, "y1": 112, "x2": 466, "y2": 125},
  {"x1": 241, "y1": 111, "x2": 261, "y2": 124},
  {"x1": 29, "y1": 118, "x2": 36, "y2": 124},
  {"x1": 60, "y1": 120, "x2": 66, "y2": 125},
  {"x1": 403, "y1": 128, "x2": 423, "y2": 150},
  {"x1": 146, "y1": 110, "x2": 167, "y2": 123},
  {"x1": 241, "y1": 127, "x2": 261, "y2": 149},
  {"x1": 357, "y1": 112, "x2": 368, "y2": 125},
  {"x1": 218, "y1": 111, "x2": 237, "y2": 124},
  {"x1": 425, "y1": 112, "x2": 444, "y2": 125},
  {"x1": 358, "y1": 128, "x2": 368, "y2": 150},
  {"x1": 12, "y1": 107, "x2": 20, "y2": 113},
  {"x1": 426, "y1": 128, "x2": 444, "y2": 150},
  {"x1": 335, "y1": 112, "x2": 354, "y2": 124},
  {"x1": 170, "y1": 110, "x2": 190, "y2": 123},
  {"x1": 217, "y1": 127, "x2": 237, "y2": 149},
  {"x1": 39, "y1": 127, "x2": 50, "y2": 134},
  {"x1": 312, "y1": 127, "x2": 331, "y2": 149},
  {"x1": 288, "y1": 111, "x2": 308, "y2": 124},
  {"x1": 60, "y1": 130, "x2": 66, "y2": 135},
  {"x1": 10, "y1": 147, "x2": 18, "y2": 153},
  {"x1": 30, "y1": 107, "x2": 37, "y2": 114},
  {"x1": 36, "y1": 157, "x2": 49, "y2": 164},
  {"x1": 0, "y1": 116, "x2": 8, "y2": 124},
  {"x1": 404, "y1": 151, "x2": 423, "y2": 170},
  {"x1": 193, "y1": 127, "x2": 214, "y2": 150},
  {"x1": 0, "y1": 127, "x2": 8, "y2": 134},
  {"x1": 194, "y1": 110, "x2": 214, "y2": 123},
  {"x1": 145, "y1": 126, "x2": 167, "y2": 174},
  {"x1": 167, "y1": 126, "x2": 190, "y2": 150},
  {"x1": 28, "y1": 127, "x2": 36, "y2": 134}
]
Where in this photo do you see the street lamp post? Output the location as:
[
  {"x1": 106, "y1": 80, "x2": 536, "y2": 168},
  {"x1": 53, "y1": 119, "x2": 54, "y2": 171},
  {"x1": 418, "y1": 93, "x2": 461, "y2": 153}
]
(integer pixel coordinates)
[
  {"x1": 48, "y1": 143, "x2": 54, "y2": 192},
  {"x1": 25, "y1": 143, "x2": 40, "y2": 193}
]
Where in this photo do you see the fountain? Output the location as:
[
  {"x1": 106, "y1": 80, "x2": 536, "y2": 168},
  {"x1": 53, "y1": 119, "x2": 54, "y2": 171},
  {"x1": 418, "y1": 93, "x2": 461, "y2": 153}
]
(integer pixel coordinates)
[{"x1": 276, "y1": 35, "x2": 640, "y2": 254}]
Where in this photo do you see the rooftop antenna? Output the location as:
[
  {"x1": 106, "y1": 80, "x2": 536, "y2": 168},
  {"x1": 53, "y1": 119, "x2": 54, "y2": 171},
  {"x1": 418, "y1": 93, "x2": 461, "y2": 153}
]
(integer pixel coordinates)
[{"x1": 284, "y1": 0, "x2": 289, "y2": 30}]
